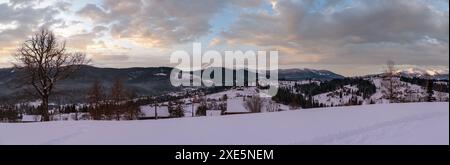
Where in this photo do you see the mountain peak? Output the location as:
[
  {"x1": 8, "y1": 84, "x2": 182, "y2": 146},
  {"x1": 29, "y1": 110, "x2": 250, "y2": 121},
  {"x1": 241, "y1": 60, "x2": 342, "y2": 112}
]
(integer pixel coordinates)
[{"x1": 395, "y1": 68, "x2": 449, "y2": 80}]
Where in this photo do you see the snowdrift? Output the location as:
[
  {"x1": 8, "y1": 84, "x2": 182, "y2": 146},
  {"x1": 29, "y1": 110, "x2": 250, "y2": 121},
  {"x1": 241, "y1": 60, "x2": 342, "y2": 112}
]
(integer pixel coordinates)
[{"x1": 0, "y1": 102, "x2": 448, "y2": 145}]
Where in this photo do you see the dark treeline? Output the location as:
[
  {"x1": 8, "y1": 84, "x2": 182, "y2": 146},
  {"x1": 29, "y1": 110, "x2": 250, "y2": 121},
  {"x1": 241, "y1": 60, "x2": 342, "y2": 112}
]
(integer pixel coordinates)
[
  {"x1": 0, "y1": 104, "x2": 20, "y2": 122},
  {"x1": 86, "y1": 78, "x2": 141, "y2": 120},
  {"x1": 273, "y1": 88, "x2": 323, "y2": 109},
  {"x1": 293, "y1": 78, "x2": 376, "y2": 99},
  {"x1": 134, "y1": 86, "x2": 231, "y2": 105},
  {"x1": 0, "y1": 103, "x2": 90, "y2": 122},
  {"x1": 273, "y1": 78, "x2": 377, "y2": 109},
  {"x1": 400, "y1": 77, "x2": 449, "y2": 93}
]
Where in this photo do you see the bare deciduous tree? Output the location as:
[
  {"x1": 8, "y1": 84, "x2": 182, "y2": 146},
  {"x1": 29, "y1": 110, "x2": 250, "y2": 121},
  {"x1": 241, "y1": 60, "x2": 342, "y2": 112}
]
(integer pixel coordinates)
[
  {"x1": 13, "y1": 29, "x2": 88, "y2": 121},
  {"x1": 387, "y1": 60, "x2": 396, "y2": 101},
  {"x1": 108, "y1": 77, "x2": 140, "y2": 120},
  {"x1": 383, "y1": 60, "x2": 400, "y2": 103},
  {"x1": 111, "y1": 78, "x2": 126, "y2": 120},
  {"x1": 266, "y1": 101, "x2": 279, "y2": 112},
  {"x1": 111, "y1": 78, "x2": 127, "y2": 102},
  {"x1": 87, "y1": 80, "x2": 104, "y2": 120},
  {"x1": 435, "y1": 84, "x2": 447, "y2": 102},
  {"x1": 88, "y1": 80, "x2": 104, "y2": 104},
  {"x1": 244, "y1": 95, "x2": 264, "y2": 113}
]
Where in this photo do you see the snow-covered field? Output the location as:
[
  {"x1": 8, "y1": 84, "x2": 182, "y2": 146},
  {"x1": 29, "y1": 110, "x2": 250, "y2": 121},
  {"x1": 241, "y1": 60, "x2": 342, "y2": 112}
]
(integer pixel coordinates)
[{"x1": 0, "y1": 102, "x2": 448, "y2": 145}]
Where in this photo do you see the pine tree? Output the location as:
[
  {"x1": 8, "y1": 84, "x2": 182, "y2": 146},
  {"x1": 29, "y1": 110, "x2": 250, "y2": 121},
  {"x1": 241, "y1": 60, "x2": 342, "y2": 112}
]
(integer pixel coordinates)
[{"x1": 426, "y1": 80, "x2": 435, "y2": 102}]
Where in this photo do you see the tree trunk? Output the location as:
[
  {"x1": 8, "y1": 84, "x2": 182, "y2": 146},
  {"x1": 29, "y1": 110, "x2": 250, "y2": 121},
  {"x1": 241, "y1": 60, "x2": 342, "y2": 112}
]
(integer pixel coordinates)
[
  {"x1": 116, "y1": 112, "x2": 120, "y2": 121},
  {"x1": 41, "y1": 97, "x2": 50, "y2": 121},
  {"x1": 154, "y1": 103, "x2": 158, "y2": 120}
]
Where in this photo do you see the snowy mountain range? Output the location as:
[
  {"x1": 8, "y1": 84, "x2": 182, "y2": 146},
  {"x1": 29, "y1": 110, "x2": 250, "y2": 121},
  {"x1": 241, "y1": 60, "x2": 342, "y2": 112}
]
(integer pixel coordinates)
[
  {"x1": 0, "y1": 66, "x2": 344, "y2": 101},
  {"x1": 0, "y1": 65, "x2": 448, "y2": 103},
  {"x1": 395, "y1": 68, "x2": 449, "y2": 80}
]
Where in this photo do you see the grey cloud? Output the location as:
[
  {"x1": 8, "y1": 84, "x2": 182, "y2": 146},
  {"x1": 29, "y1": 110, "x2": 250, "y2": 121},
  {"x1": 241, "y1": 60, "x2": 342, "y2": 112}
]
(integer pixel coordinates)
[
  {"x1": 0, "y1": 3, "x2": 58, "y2": 24},
  {"x1": 298, "y1": 0, "x2": 448, "y2": 44},
  {"x1": 54, "y1": 0, "x2": 72, "y2": 11},
  {"x1": 8, "y1": 0, "x2": 43, "y2": 7},
  {"x1": 221, "y1": 0, "x2": 449, "y2": 67},
  {"x1": 76, "y1": 3, "x2": 109, "y2": 23},
  {"x1": 229, "y1": 0, "x2": 266, "y2": 8},
  {"x1": 64, "y1": 32, "x2": 96, "y2": 50},
  {"x1": 0, "y1": 3, "x2": 61, "y2": 55},
  {"x1": 92, "y1": 54, "x2": 130, "y2": 62},
  {"x1": 92, "y1": 25, "x2": 108, "y2": 33}
]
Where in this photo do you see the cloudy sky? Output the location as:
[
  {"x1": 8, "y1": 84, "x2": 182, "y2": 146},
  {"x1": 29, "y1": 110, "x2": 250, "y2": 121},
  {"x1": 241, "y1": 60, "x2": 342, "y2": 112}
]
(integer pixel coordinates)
[{"x1": 0, "y1": 0, "x2": 448, "y2": 76}]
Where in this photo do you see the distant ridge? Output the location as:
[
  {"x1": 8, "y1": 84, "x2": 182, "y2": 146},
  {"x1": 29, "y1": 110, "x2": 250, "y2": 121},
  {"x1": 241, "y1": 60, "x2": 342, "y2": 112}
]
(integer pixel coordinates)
[
  {"x1": 278, "y1": 68, "x2": 345, "y2": 81},
  {"x1": 4, "y1": 65, "x2": 446, "y2": 102}
]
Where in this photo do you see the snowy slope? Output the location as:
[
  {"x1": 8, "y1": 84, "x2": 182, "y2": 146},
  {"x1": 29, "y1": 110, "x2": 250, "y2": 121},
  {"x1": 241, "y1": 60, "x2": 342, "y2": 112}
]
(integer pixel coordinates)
[
  {"x1": 0, "y1": 102, "x2": 448, "y2": 145},
  {"x1": 312, "y1": 77, "x2": 449, "y2": 106},
  {"x1": 314, "y1": 85, "x2": 364, "y2": 106}
]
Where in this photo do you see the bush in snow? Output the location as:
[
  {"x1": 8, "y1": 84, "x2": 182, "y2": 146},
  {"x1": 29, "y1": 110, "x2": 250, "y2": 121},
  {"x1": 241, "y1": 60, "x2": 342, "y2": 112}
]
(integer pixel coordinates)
[
  {"x1": 0, "y1": 104, "x2": 20, "y2": 122},
  {"x1": 196, "y1": 103, "x2": 207, "y2": 116},
  {"x1": 266, "y1": 101, "x2": 280, "y2": 112},
  {"x1": 244, "y1": 95, "x2": 264, "y2": 113},
  {"x1": 169, "y1": 101, "x2": 184, "y2": 118}
]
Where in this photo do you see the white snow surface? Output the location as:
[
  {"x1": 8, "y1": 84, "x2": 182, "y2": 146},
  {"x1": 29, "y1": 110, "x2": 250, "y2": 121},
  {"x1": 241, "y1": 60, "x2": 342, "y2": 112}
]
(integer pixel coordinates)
[
  {"x1": 20, "y1": 115, "x2": 41, "y2": 122},
  {"x1": 140, "y1": 106, "x2": 171, "y2": 118},
  {"x1": 226, "y1": 98, "x2": 249, "y2": 113},
  {"x1": 0, "y1": 102, "x2": 448, "y2": 145}
]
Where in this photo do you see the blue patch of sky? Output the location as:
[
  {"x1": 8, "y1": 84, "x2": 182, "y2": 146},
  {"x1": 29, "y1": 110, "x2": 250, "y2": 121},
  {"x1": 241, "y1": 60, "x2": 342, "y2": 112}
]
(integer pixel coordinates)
[
  {"x1": 309, "y1": 0, "x2": 354, "y2": 13},
  {"x1": 259, "y1": 1, "x2": 276, "y2": 15},
  {"x1": 426, "y1": 0, "x2": 449, "y2": 11},
  {"x1": 210, "y1": 7, "x2": 238, "y2": 36},
  {"x1": 309, "y1": 0, "x2": 327, "y2": 13},
  {"x1": 69, "y1": 0, "x2": 103, "y2": 11},
  {"x1": 199, "y1": 0, "x2": 276, "y2": 46},
  {"x1": 194, "y1": 4, "x2": 238, "y2": 47}
]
